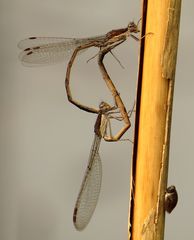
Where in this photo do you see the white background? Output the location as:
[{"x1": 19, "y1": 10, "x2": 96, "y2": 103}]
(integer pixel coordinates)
[{"x1": 0, "y1": 0, "x2": 193, "y2": 239}]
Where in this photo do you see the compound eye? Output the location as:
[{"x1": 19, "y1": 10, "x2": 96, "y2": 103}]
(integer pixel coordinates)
[{"x1": 99, "y1": 101, "x2": 106, "y2": 109}]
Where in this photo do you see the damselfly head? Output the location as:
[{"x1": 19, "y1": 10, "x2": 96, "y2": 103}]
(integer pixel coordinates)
[
  {"x1": 127, "y1": 21, "x2": 140, "y2": 34},
  {"x1": 99, "y1": 101, "x2": 112, "y2": 113}
]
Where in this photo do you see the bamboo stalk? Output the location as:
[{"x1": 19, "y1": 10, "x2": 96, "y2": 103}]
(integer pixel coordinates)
[{"x1": 128, "y1": 0, "x2": 182, "y2": 239}]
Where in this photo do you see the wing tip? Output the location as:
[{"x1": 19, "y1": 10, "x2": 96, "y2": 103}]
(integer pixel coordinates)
[{"x1": 73, "y1": 207, "x2": 87, "y2": 231}]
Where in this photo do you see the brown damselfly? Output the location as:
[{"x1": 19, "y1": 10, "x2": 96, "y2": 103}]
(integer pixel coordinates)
[
  {"x1": 73, "y1": 101, "x2": 134, "y2": 230},
  {"x1": 18, "y1": 21, "x2": 140, "y2": 141}
]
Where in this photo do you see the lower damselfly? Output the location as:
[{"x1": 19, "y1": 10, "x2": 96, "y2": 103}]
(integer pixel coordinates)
[{"x1": 73, "y1": 101, "x2": 134, "y2": 230}]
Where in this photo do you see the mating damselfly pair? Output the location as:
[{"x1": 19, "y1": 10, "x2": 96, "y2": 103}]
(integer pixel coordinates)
[{"x1": 18, "y1": 21, "x2": 140, "y2": 230}]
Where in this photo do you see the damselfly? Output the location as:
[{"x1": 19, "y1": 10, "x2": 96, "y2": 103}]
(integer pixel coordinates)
[
  {"x1": 18, "y1": 21, "x2": 139, "y2": 67},
  {"x1": 18, "y1": 21, "x2": 140, "y2": 141},
  {"x1": 73, "y1": 101, "x2": 135, "y2": 230}
]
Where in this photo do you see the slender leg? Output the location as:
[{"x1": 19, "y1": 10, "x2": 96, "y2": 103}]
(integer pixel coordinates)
[
  {"x1": 65, "y1": 42, "x2": 99, "y2": 114},
  {"x1": 130, "y1": 32, "x2": 153, "y2": 41},
  {"x1": 104, "y1": 112, "x2": 134, "y2": 143},
  {"x1": 108, "y1": 101, "x2": 136, "y2": 121},
  {"x1": 98, "y1": 44, "x2": 131, "y2": 142}
]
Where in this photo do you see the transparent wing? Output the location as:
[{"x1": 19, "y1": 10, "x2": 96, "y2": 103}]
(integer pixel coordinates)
[
  {"x1": 17, "y1": 37, "x2": 93, "y2": 66},
  {"x1": 18, "y1": 34, "x2": 105, "y2": 67},
  {"x1": 73, "y1": 135, "x2": 102, "y2": 231}
]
